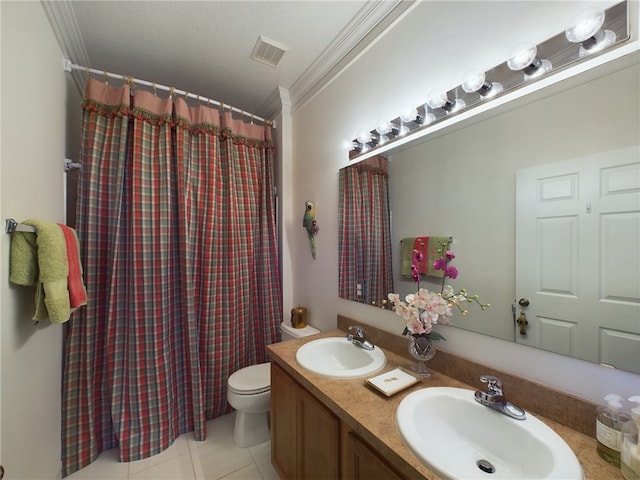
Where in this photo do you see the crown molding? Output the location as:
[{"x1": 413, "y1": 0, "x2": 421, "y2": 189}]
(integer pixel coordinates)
[
  {"x1": 40, "y1": 0, "x2": 89, "y2": 93},
  {"x1": 278, "y1": 87, "x2": 292, "y2": 116}
]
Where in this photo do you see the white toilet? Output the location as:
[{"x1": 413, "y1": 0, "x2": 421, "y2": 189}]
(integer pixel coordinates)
[{"x1": 226, "y1": 321, "x2": 319, "y2": 447}]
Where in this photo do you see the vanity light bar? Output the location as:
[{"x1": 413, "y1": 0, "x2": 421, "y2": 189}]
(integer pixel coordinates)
[{"x1": 348, "y1": 1, "x2": 629, "y2": 160}]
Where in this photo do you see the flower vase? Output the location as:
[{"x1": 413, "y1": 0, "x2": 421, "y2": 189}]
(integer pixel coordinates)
[{"x1": 408, "y1": 334, "x2": 436, "y2": 378}]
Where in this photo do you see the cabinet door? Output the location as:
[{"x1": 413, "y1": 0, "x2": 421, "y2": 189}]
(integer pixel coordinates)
[
  {"x1": 271, "y1": 364, "x2": 299, "y2": 480},
  {"x1": 300, "y1": 388, "x2": 340, "y2": 479},
  {"x1": 342, "y1": 427, "x2": 407, "y2": 480}
]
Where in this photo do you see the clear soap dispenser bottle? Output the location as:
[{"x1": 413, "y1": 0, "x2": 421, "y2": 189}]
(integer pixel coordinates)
[
  {"x1": 621, "y1": 396, "x2": 640, "y2": 480},
  {"x1": 597, "y1": 393, "x2": 629, "y2": 466}
]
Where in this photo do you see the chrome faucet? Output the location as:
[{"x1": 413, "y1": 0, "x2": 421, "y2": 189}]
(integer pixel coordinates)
[
  {"x1": 474, "y1": 375, "x2": 526, "y2": 420},
  {"x1": 347, "y1": 325, "x2": 375, "y2": 351}
]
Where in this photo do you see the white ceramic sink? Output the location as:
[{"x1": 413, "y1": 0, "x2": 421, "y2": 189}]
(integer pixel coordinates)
[
  {"x1": 396, "y1": 387, "x2": 583, "y2": 479},
  {"x1": 295, "y1": 337, "x2": 386, "y2": 378}
]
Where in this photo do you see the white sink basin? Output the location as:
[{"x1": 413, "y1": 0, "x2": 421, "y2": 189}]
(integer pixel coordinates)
[
  {"x1": 295, "y1": 337, "x2": 386, "y2": 378},
  {"x1": 396, "y1": 387, "x2": 583, "y2": 479}
]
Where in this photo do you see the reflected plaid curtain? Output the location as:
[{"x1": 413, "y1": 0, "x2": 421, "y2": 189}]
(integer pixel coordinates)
[
  {"x1": 338, "y1": 155, "x2": 393, "y2": 307},
  {"x1": 61, "y1": 80, "x2": 282, "y2": 477}
]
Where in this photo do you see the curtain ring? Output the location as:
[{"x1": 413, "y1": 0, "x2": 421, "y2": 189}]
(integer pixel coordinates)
[
  {"x1": 104, "y1": 71, "x2": 109, "y2": 85},
  {"x1": 169, "y1": 86, "x2": 175, "y2": 98},
  {"x1": 125, "y1": 76, "x2": 134, "y2": 95},
  {"x1": 152, "y1": 82, "x2": 157, "y2": 96},
  {"x1": 85, "y1": 66, "x2": 92, "y2": 79},
  {"x1": 250, "y1": 114, "x2": 254, "y2": 124}
]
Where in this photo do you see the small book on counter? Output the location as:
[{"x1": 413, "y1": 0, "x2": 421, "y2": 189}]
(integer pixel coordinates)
[{"x1": 366, "y1": 367, "x2": 420, "y2": 396}]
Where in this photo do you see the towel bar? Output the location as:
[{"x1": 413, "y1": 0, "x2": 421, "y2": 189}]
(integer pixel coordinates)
[
  {"x1": 400, "y1": 236, "x2": 453, "y2": 244},
  {"x1": 5, "y1": 219, "x2": 37, "y2": 234}
]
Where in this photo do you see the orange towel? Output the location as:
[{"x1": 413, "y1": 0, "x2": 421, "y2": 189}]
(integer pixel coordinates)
[
  {"x1": 58, "y1": 224, "x2": 88, "y2": 309},
  {"x1": 412, "y1": 237, "x2": 431, "y2": 275}
]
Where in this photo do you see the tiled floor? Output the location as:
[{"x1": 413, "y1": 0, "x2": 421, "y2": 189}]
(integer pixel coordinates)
[{"x1": 66, "y1": 412, "x2": 280, "y2": 480}]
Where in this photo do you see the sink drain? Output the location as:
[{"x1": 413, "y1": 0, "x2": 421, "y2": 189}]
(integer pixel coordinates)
[{"x1": 477, "y1": 459, "x2": 495, "y2": 474}]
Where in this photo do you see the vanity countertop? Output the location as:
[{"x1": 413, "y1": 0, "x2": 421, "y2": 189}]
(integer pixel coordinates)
[{"x1": 267, "y1": 328, "x2": 622, "y2": 480}]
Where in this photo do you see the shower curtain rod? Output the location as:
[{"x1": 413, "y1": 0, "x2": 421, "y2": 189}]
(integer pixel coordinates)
[{"x1": 63, "y1": 59, "x2": 274, "y2": 127}]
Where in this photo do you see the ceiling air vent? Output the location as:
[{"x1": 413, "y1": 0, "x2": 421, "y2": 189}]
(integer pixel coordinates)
[{"x1": 250, "y1": 35, "x2": 288, "y2": 68}]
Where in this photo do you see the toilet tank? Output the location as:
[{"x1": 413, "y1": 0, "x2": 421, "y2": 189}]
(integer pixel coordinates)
[{"x1": 280, "y1": 321, "x2": 319, "y2": 341}]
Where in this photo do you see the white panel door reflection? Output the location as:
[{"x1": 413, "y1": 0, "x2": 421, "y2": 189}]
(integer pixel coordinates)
[{"x1": 516, "y1": 146, "x2": 640, "y2": 373}]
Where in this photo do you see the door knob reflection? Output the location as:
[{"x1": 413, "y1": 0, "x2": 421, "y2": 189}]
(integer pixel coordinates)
[{"x1": 517, "y1": 311, "x2": 528, "y2": 335}]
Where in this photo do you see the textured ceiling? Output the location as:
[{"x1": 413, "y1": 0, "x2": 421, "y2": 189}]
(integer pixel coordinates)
[{"x1": 44, "y1": 0, "x2": 413, "y2": 120}]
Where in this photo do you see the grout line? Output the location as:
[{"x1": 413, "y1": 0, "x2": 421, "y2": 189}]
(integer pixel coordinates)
[{"x1": 186, "y1": 430, "x2": 197, "y2": 480}]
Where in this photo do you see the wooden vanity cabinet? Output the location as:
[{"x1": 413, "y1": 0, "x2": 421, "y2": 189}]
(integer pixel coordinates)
[
  {"x1": 342, "y1": 425, "x2": 409, "y2": 480},
  {"x1": 271, "y1": 363, "x2": 340, "y2": 479},
  {"x1": 271, "y1": 363, "x2": 410, "y2": 480},
  {"x1": 271, "y1": 363, "x2": 298, "y2": 478}
]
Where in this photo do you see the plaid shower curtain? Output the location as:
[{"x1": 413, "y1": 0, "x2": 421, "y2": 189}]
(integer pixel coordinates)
[
  {"x1": 61, "y1": 80, "x2": 282, "y2": 477},
  {"x1": 338, "y1": 155, "x2": 394, "y2": 307}
]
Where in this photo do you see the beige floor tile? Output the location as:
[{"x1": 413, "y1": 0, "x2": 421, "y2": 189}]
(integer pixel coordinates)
[
  {"x1": 248, "y1": 441, "x2": 279, "y2": 480},
  {"x1": 128, "y1": 452, "x2": 195, "y2": 480},
  {"x1": 187, "y1": 413, "x2": 236, "y2": 451},
  {"x1": 254, "y1": 457, "x2": 280, "y2": 480},
  {"x1": 219, "y1": 463, "x2": 264, "y2": 480},
  {"x1": 128, "y1": 435, "x2": 191, "y2": 475},
  {"x1": 191, "y1": 441, "x2": 254, "y2": 480}
]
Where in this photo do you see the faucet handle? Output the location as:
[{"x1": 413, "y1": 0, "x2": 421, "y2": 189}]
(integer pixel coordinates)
[
  {"x1": 479, "y1": 375, "x2": 503, "y2": 394},
  {"x1": 348, "y1": 325, "x2": 365, "y2": 337}
]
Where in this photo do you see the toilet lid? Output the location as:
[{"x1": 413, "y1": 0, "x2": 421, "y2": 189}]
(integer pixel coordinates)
[{"x1": 228, "y1": 362, "x2": 271, "y2": 395}]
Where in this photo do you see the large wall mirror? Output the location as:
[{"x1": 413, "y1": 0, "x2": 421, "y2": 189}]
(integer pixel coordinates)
[{"x1": 339, "y1": 59, "x2": 639, "y2": 374}]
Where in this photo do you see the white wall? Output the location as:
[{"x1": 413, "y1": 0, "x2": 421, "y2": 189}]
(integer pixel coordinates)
[
  {"x1": 286, "y1": 1, "x2": 640, "y2": 404},
  {"x1": 1, "y1": 3, "x2": 78, "y2": 478}
]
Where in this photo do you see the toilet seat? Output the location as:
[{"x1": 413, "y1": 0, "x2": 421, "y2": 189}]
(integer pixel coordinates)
[{"x1": 228, "y1": 362, "x2": 270, "y2": 395}]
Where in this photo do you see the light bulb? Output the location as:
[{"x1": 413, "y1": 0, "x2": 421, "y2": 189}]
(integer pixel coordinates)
[
  {"x1": 565, "y1": 7, "x2": 616, "y2": 57},
  {"x1": 427, "y1": 90, "x2": 465, "y2": 113},
  {"x1": 507, "y1": 43, "x2": 552, "y2": 80},
  {"x1": 461, "y1": 71, "x2": 487, "y2": 93},
  {"x1": 400, "y1": 108, "x2": 418, "y2": 123},
  {"x1": 507, "y1": 43, "x2": 538, "y2": 71},
  {"x1": 461, "y1": 70, "x2": 504, "y2": 98},
  {"x1": 376, "y1": 121, "x2": 391, "y2": 136},
  {"x1": 566, "y1": 8, "x2": 604, "y2": 43},
  {"x1": 356, "y1": 132, "x2": 371, "y2": 145},
  {"x1": 426, "y1": 91, "x2": 448, "y2": 109}
]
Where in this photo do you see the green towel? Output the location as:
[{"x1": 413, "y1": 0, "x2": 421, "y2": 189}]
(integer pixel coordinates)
[
  {"x1": 10, "y1": 219, "x2": 71, "y2": 323},
  {"x1": 400, "y1": 237, "x2": 416, "y2": 276}
]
